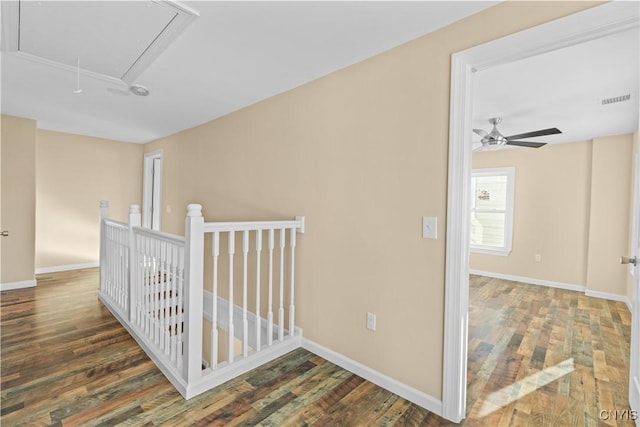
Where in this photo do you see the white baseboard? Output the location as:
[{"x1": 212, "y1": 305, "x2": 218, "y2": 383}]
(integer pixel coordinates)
[
  {"x1": 585, "y1": 289, "x2": 633, "y2": 310},
  {"x1": 470, "y1": 270, "x2": 585, "y2": 293},
  {"x1": 301, "y1": 338, "x2": 444, "y2": 418},
  {"x1": 35, "y1": 262, "x2": 99, "y2": 275},
  {"x1": 471, "y1": 270, "x2": 633, "y2": 309},
  {"x1": 0, "y1": 279, "x2": 36, "y2": 291}
]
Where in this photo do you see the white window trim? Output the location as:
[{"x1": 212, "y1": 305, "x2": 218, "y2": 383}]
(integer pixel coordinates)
[{"x1": 470, "y1": 167, "x2": 515, "y2": 256}]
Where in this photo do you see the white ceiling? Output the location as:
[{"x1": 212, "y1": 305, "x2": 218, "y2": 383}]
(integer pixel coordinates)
[
  {"x1": 1, "y1": 0, "x2": 498, "y2": 143},
  {"x1": 472, "y1": 26, "x2": 639, "y2": 149}
]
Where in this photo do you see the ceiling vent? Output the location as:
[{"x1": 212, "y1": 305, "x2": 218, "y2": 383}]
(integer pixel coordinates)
[
  {"x1": 0, "y1": 1, "x2": 198, "y2": 85},
  {"x1": 602, "y1": 94, "x2": 631, "y2": 105}
]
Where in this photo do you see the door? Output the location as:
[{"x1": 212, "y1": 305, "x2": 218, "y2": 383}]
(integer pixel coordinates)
[
  {"x1": 628, "y1": 148, "x2": 640, "y2": 423},
  {"x1": 151, "y1": 157, "x2": 161, "y2": 229},
  {"x1": 143, "y1": 150, "x2": 162, "y2": 231}
]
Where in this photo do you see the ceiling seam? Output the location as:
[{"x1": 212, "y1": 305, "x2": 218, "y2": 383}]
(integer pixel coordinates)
[{"x1": 120, "y1": 13, "x2": 178, "y2": 81}]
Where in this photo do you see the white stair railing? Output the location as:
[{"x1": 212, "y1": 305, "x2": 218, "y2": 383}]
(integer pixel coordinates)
[
  {"x1": 203, "y1": 217, "x2": 304, "y2": 369},
  {"x1": 131, "y1": 226, "x2": 186, "y2": 371},
  {"x1": 99, "y1": 201, "x2": 304, "y2": 400}
]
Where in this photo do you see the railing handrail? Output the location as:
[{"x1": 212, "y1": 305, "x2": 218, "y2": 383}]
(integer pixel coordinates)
[
  {"x1": 132, "y1": 226, "x2": 186, "y2": 246},
  {"x1": 203, "y1": 219, "x2": 303, "y2": 233},
  {"x1": 104, "y1": 218, "x2": 129, "y2": 229}
]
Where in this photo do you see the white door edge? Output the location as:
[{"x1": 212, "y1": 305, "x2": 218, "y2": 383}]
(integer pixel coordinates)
[{"x1": 143, "y1": 149, "x2": 163, "y2": 230}]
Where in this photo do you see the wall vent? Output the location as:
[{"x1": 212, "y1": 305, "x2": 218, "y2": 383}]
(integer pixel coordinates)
[{"x1": 602, "y1": 94, "x2": 631, "y2": 105}]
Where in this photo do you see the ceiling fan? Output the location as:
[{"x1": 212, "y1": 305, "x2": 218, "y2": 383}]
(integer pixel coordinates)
[{"x1": 473, "y1": 117, "x2": 561, "y2": 150}]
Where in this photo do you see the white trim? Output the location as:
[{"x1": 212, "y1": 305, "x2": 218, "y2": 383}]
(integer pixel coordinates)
[
  {"x1": 470, "y1": 270, "x2": 585, "y2": 293},
  {"x1": 470, "y1": 167, "x2": 515, "y2": 255},
  {"x1": 187, "y1": 336, "x2": 302, "y2": 399},
  {"x1": 585, "y1": 289, "x2": 633, "y2": 306},
  {"x1": 0, "y1": 280, "x2": 36, "y2": 291},
  {"x1": 35, "y1": 262, "x2": 99, "y2": 275},
  {"x1": 470, "y1": 247, "x2": 510, "y2": 256},
  {"x1": 632, "y1": 377, "x2": 640, "y2": 427},
  {"x1": 444, "y1": 2, "x2": 639, "y2": 423},
  {"x1": 121, "y1": 1, "x2": 199, "y2": 84},
  {"x1": 471, "y1": 269, "x2": 634, "y2": 311},
  {"x1": 301, "y1": 338, "x2": 443, "y2": 417}
]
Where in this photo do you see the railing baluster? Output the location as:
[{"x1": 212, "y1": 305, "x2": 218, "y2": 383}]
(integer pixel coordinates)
[
  {"x1": 228, "y1": 232, "x2": 235, "y2": 364},
  {"x1": 278, "y1": 228, "x2": 285, "y2": 342},
  {"x1": 136, "y1": 237, "x2": 141, "y2": 328},
  {"x1": 267, "y1": 229, "x2": 274, "y2": 346},
  {"x1": 289, "y1": 229, "x2": 296, "y2": 337},
  {"x1": 116, "y1": 230, "x2": 121, "y2": 305},
  {"x1": 211, "y1": 232, "x2": 219, "y2": 369},
  {"x1": 153, "y1": 240, "x2": 159, "y2": 345},
  {"x1": 120, "y1": 230, "x2": 124, "y2": 306},
  {"x1": 144, "y1": 238, "x2": 149, "y2": 334},
  {"x1": 255, "y1": 229, "x2": 262, "y2": 352},
  {"x1": 242, "y1": 230, "x2": 249, "y2": 358},
  {"x1": 147, "y1": 238, "x2": 153, "y2": 335},
  {"x1": 170, "y1": 245, "x2": 178, "y2": 362},
  {"x1": 163, "y1": 243, "x2": 170, "y2": 355},
  {"x1": 160, "y1": 241, "x2": 167, "y2": 351},
  {"x1": 176, "y1": 246, "x2": 184, "y2": 368},
  {"x1": 139, "y1": 242, "x2": 145, "y2": 330}
]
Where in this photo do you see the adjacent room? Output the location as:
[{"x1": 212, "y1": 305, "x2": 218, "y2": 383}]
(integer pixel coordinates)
[
  {"x1": 1, "y1": 1, "x2": 638, "y2": 425},
  {"x1": 463, "y1": 26, "x2": 638, "y2": 423}
]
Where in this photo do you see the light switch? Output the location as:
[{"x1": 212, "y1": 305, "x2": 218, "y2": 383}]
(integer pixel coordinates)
[{"x1": 422, "y1": 216, "x2": 437, "y2": 239}]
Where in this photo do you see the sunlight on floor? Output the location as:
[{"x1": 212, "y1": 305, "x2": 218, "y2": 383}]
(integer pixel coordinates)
[{"x1": 478, "y1": 358, "x2": 575, "y2": 417}]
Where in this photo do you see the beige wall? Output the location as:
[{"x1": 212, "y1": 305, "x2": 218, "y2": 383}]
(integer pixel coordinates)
[
  {"x1": 1, "y1": 115, "x2": 37, "y2": 284},
  {"x1": 471, "y1": 134, "x2": 633, "y2": 298},
  {"x1": 145, "y1": 1, "x2": 600, "y2": 398},
  {"x1": 36, "y1": 130, "x2": 144, "y2": 269},
  {"x1": 471, "y1": 141, "x2": 593, "y2": 285},
  {"x1": 587, "y1": 134, "x2": 633, "y2": 296}
]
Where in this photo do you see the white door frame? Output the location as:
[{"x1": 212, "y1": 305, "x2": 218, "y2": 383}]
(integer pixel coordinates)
[
  {"x1": 143, "y1": 149, "x2": 163, "y2": 230},
  {"x1": 629, "y1": 138, "x2": 640, "y2": 424},
  {"x1": 443, "y1": 3, "x2": 640, "y2": 422}
]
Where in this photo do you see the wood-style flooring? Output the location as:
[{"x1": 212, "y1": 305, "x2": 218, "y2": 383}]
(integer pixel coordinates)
[{"x1": 0, "y1": 270, "x2": 633, "y2": 426}]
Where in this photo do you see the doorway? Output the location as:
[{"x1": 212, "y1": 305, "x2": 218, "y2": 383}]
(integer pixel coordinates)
[
  {"x1": 143, "y1": 149, "x2": 162, "y2": 231},
  {"x1": 443, "y1": 2, "x2": 640, "y2": 422}
]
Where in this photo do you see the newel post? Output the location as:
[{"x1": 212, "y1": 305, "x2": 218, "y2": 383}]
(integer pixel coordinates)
[
  {"x1": 128, "y1": 205, "x2": 141, "y2": 322},
  {"x1": 99, "y1": 200, "x2": 109, "y2": 293},
  {"x1": 183, "y1": 204, "x2": 204, "y2": 385}
]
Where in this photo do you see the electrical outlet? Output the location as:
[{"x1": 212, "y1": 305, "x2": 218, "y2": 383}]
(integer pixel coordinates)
[
  {"x1": 366, "y1": 312, "x2": 376, "y2": 331},
  {"x1": 535, "y1": 254, "x2": 541, "y2": 262}
]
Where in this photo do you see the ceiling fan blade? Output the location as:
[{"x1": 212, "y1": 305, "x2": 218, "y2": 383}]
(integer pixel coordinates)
[
  {"x1": 506, "y1": 140, "x2": 547, "y2": 148},
  {"x1": 473, "y1": 128, "x2": 489, "y2": 138},
  {"x1": 505, "y1": 128, "x2": 561, "y2": 140}
]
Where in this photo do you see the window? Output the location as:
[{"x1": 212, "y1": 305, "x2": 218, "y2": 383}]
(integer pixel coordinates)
[{"x1": 470, "y1": 167, "x2": 515, "y2": 255}]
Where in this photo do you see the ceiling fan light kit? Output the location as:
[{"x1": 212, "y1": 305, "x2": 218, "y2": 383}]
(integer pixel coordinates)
[{"x1": 473, "y1": 117, "x2": 562, "y2": 151}]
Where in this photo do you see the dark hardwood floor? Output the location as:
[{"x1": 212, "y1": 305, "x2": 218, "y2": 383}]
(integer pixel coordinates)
[{"x1": 0, "y1": 270, "x2": 633, "y2": 426}]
